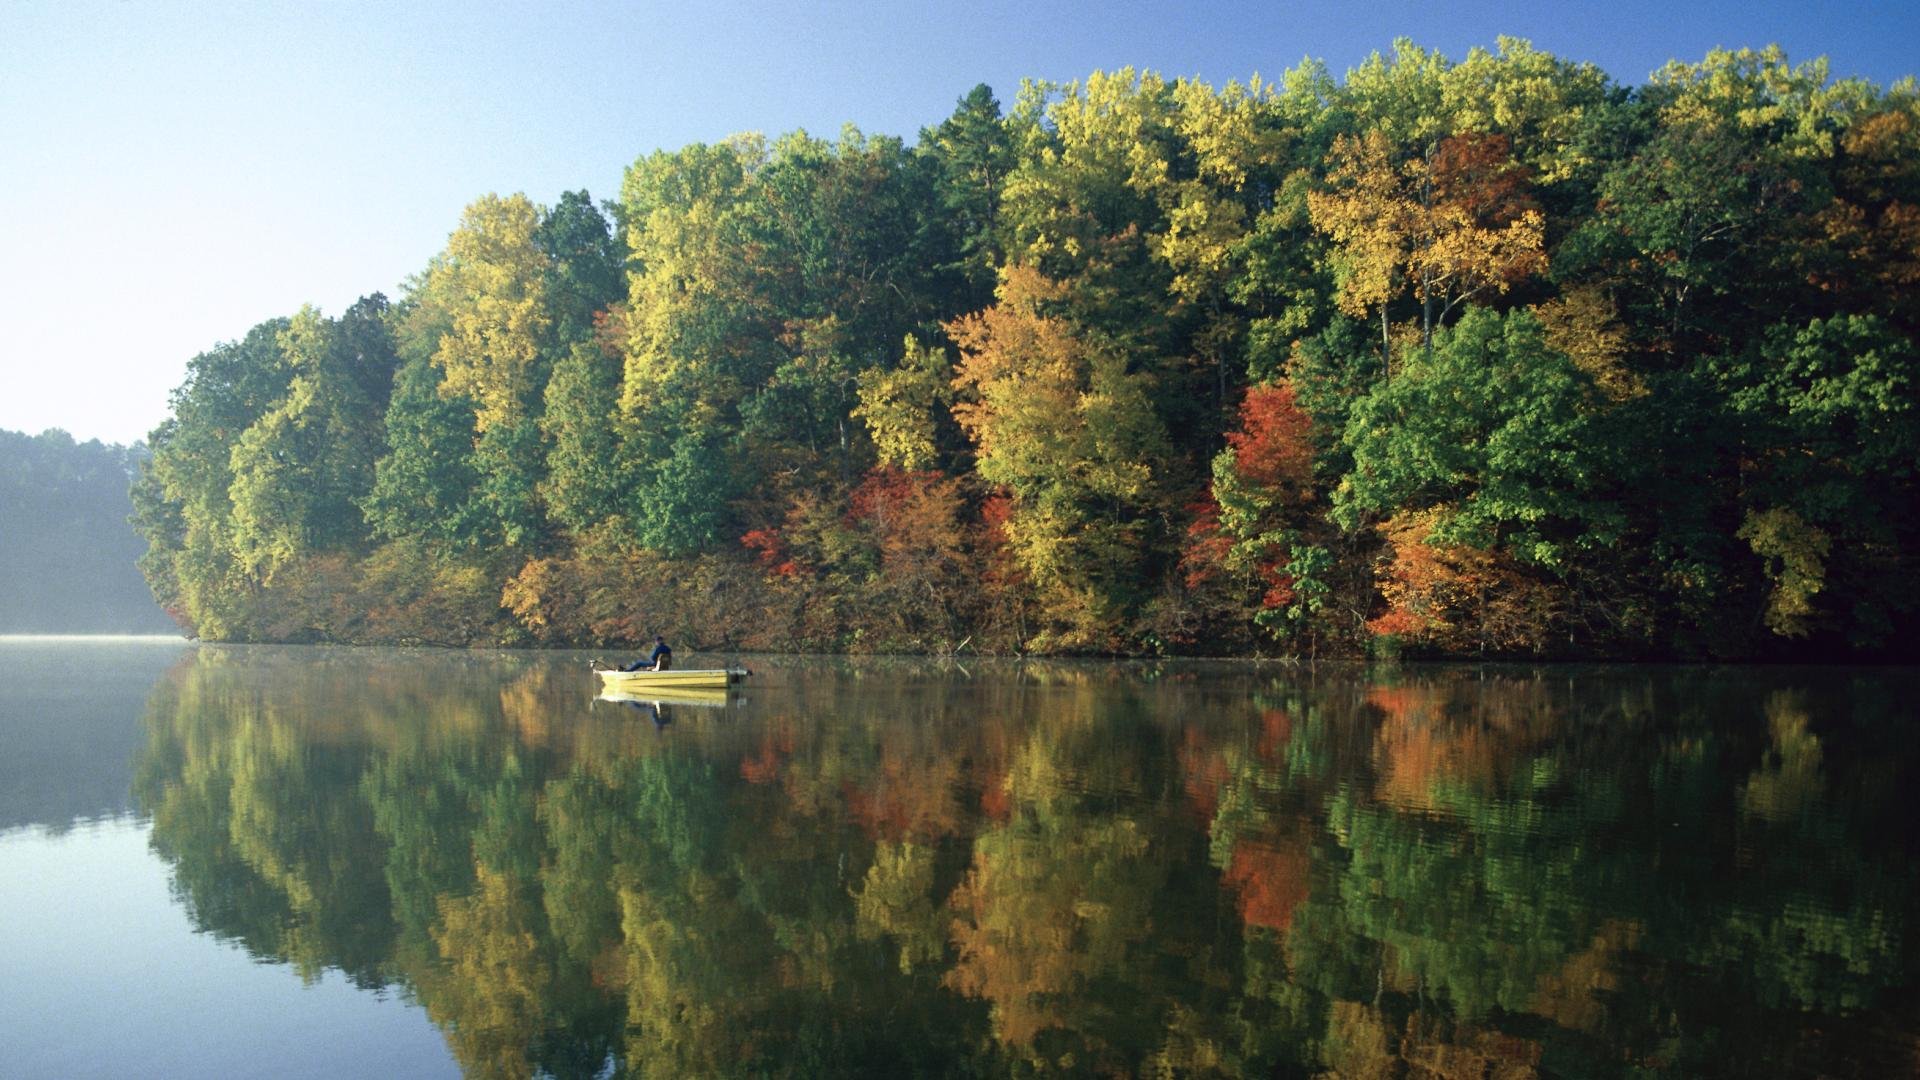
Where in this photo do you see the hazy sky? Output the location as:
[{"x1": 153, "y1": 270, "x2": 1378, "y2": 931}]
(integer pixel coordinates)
[{"x1": 3, "y1": 0, "x2": 1915, "y2": 445}]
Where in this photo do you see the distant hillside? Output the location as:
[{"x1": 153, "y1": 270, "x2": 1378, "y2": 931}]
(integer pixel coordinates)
[{"x1": 0, "y1": 429, "x2": 178, "y2": 634}]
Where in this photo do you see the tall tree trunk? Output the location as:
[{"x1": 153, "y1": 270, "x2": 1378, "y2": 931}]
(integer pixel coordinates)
[{"x1": 1381, "y1": 305, "x2": 1392, "y2": 381}]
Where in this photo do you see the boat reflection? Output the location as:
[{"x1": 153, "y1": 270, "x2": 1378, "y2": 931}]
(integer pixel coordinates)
[
  {"x1": 595, "y1": 686, "x2": 736, "y2": 729},
  {"x1": 595, "y1": 687, "x2": 734, "y2": 709}
]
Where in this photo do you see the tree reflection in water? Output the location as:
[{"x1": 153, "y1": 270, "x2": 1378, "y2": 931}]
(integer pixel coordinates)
[{"x1": 134, "y1": 651, "x2": 1920, "y2": 1077}]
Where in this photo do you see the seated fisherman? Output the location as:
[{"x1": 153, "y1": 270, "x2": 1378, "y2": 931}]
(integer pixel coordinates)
[{"x1": 619, "y1": 635, "x2": 673, "y2": 672}]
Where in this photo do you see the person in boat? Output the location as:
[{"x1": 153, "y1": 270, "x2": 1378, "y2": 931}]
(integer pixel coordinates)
[{"x1": 619, "y1": 636, "x2": 672, "y2": 672}]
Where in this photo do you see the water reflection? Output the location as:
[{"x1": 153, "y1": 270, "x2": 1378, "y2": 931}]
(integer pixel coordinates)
[{"x1": 132, "y1": 650, "x2": 1920, "y2": 1077}]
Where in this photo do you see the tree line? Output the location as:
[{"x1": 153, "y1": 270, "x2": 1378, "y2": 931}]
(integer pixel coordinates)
[
  {"x1": 1, "y1": 428, "x2": 175, "y2": 633},
  {"x1": 134, "y1": 40, "x2": 1920, "y2": 658}
]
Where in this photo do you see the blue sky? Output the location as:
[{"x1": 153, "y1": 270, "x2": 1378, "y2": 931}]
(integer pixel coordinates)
[{"x1": 3, "y1": 0, "x2": 1915, "y2": 444}]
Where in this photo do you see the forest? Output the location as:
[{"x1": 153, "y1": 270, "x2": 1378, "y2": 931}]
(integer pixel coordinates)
[
  {"x1": 1, "y1": 428, "x2": 175, "y2": 633},
  {"x1": 132, "y1": 40, "x2": 1920, "y2": 658}
]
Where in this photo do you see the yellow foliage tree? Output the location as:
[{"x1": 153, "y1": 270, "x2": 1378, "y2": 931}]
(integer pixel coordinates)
[
  {"x1": 1308, "y1": 130, "x2": 1547, "y2": 369},
  {"x1": 1533, "y1": 286, "x2": 1644, "y2": 403},
  {"x1": 1737, "y1": 507, "x2": 1832, "y2": 638},
  {"x1": 852, "y1": 335, "x2": 953, "y2": 470},
  {"x1": 947, "y1": 266, "x2": 1172, "y2": 649},
  {"x1": 428, "y1": 193, "x2": 552, "y2": 432}
]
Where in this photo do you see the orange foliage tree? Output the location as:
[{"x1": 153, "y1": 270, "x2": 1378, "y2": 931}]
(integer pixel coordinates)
[
  {"x1": 845, "y1": 467, "x2": 975, "y2": 650},
  {"x1": 1367, "y1": 510, "x2": 1568, "y2": 655}
]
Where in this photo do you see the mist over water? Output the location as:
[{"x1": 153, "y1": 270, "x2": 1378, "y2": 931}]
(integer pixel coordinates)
[{"x1": 0, "y1": 636, "x2": 188, "y2": 831}]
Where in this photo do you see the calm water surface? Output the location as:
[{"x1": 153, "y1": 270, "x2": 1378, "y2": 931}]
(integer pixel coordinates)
[{"x1": 2, "y1": 640, "x2": 1916, "y2": 1078}]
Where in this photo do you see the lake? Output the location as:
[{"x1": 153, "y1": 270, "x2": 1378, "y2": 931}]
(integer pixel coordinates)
[{"x1": 2, "y1": 639, "x2": 1916, "y2": 1078}]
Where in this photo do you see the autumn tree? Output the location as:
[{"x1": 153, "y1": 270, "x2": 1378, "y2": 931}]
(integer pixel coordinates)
[
  {"x1": 429, "y1": 194, "x2": 552, "y2": 432},
  {"x1": 1185, "y1": 382, "x2": 1332, "y2": 645},
  {"x1": 131, "y1": 41, "x2": 1920, "y2": 660},
  {"x1": 1334, "y1": 308, "x2": 1618, "y2": 652},
  {"x1": 949, "y1": 266, "x2": 1174, "y2": 650},
  {"x1": 852, "y1": 335, "x2": 957, "y2": 472},
  {"x1": 1308, "y1": 130, "x2": 1547, "y2": 367}
]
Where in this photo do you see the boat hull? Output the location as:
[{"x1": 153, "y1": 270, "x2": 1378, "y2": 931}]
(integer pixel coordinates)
[{"x1": 595, "y1": 668, "x2": 746, "y2": 691}]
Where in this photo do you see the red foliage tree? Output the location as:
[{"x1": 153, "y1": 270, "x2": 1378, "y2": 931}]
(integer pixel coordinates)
[{"x1": 1225, "y1": 382, "x2": 1315, "y2": 497}]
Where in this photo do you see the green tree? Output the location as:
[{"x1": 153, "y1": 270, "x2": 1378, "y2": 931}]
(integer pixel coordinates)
[
  {"x1": 408, "y1": 194, "x2": 559, "y2": 552},
  {"x1": 1334, "y1": 306, "x2": 1620, "y2": 568},
  {"x1": 630, "y1": 431, "x2": 734, "y2": 557},
  {"x1": 0, "y1": 430, "x2": 172, "y2": 632},
  {"x1": 226, "y1": 301, "x2": 394, "y2": 576},
  {"x1": 1722, "y1": 315, "x2": 1919, "y2": 643},
  {"x1": 540, "y1": 342, "x2": 628, "y2": 536},
  {"x1": 536, "y1": 190, "x2": 625, "y2": 348},
  {"x1": 134, "y1": 318, "x2": 293, "y2": 637},
  {"x1": 363, "y1": 355, "x2": 484, "y2": 547},
  {"x1": 923, "y1": 83, "x2": 1015, "y2": 307}
]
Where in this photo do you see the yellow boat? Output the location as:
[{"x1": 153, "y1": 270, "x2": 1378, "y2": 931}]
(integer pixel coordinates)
[{"x1": 594, "y1": 667, "x2": 749, "y2": 692}]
